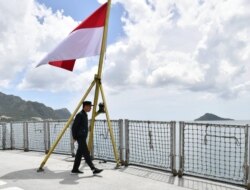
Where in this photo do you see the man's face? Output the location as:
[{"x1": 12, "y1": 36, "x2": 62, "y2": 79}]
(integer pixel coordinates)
[{"x1": 84, "y1": 105, "x2": 92, "y2": 112}]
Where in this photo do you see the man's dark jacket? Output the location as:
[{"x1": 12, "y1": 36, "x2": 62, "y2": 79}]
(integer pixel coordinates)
[{"x1": 72, "y1": 110, "x2": 88, "y2": 140}]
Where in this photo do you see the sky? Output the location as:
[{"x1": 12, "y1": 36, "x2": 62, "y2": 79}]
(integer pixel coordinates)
[{"x1": 0, "y1": 0, "x2": 250, "y2": 121}]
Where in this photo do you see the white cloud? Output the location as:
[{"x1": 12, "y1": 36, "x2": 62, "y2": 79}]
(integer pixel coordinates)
[
  {"x1": 97, "y1": 0, "x2": 107, "y2": 4},
  {"x1": 0, "y1": 0, "x2": 35, "y2": 80},
  {"x1": 1, "y1": 0, "x2": 250, "y2": 105},
  {"x1": 0, "y1": 0, "x2": 98, "y2": 92},
  {"x1": 0, "y1": 0, "x2": 250, "y2": 118},
  {"x1": 104, "y1": 0, "x2": 250, "y2": 99},
  {"x1": 18, "y1": 58, "x2": 98, "y2": 92}
]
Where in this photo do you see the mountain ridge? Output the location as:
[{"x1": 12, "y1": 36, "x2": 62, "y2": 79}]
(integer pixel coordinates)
[{"x1": 0, "y1": 92, "x2": 71, "y2": 121}]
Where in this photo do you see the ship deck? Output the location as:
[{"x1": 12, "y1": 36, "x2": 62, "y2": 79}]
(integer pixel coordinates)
[{"x1": 0, "y1": 150, "x2": 245, "y2": 190}]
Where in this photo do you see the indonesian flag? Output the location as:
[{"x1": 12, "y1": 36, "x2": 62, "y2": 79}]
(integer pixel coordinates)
[{"x1": 36, "y1": 3, "x2": 108, "y2": 71}]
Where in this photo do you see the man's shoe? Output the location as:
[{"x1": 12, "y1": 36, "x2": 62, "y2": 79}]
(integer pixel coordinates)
[
  {"x1": 71, "y1": 170, "x2": 83, "y2": 174},
  {"x1": 92, "y1": 168, "x2": 103, "y2": 174}
]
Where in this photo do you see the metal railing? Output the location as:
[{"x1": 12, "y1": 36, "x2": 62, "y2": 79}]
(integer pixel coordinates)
[
  {"x1": 124, "y1": 120, "x2": 177, "y2": 174},
  {"x1": 93, "y1": 119, "x2": 122, "y2": 162},
  {"x1": 178, "y1": 122, "x2": 249, "y2": 187},
  {"x1": 0, "y1": 120, "x2": 250, "y2": 188}
]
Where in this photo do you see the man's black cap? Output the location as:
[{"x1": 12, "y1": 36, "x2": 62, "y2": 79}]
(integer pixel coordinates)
[{"x1": 83, "y1": 101, "x2": 93, "y2": 107}]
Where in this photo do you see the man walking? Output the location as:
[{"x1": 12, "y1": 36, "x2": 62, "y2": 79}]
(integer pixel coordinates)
[{"x1": 71, "y1": 101, "x2": 103, "y2": 174}]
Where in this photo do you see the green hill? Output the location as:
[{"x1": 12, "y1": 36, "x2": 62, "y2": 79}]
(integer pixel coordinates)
[{"x1": 0, "y1": 92, "x2": 71, "y2": 121}]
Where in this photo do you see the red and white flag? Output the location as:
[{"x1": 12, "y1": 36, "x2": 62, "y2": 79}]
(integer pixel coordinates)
[{"x1": 36, "y1": 3, "x2": 108, "y2": 71}]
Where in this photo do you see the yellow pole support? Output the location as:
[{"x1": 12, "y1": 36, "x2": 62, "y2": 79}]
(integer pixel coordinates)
[
  {"x1": 88, "y1": 76, "x2": 100, "y2": 151},
  {"x1": 99, "y1": 83, "x2": 120, "y2": 166},
  {"x1": 37, "y1": 80, "x2": 96, "y2": 172}
]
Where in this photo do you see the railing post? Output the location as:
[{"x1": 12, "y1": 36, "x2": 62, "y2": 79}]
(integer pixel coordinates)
[
  {"x1": 88, "y1": 119, "x2": 94, "y2": 159},
  {"x1": 2, "y1": 123, "x2": 6, "y2": 150},
  {"x1": 246, "y1": 125, "x2": 250, "y2": 189},
  {"x1": 10, "y1": 122, "x2": 14, "y2": 150},
  {"x1": 70, "y1": 122, "x2": 75, "y2": 157},
  {"x1": 178, "y1": 121, "x2": 184, "y2": 177},
  {"x1": 170, "y1": 121, "x2": 177, "y2": 176},
  {"x1": 90, "y1": 120, "x2": 95, "y2": 160},
  {"x1": 47, "y1": 121, "x2": 51, "y2": 152},
  {"x1": 124, "y1": 119, "x2": 129, "y2": 166},
  {"x1": 118, "y1": 119, "x2": 124, "y2": 165},
  {"x1": 44, "y1": 121, "x2": 49, "y2": 154},
  {"x1": 23, "y1": 122, "x2": 29, "y2": 152}
]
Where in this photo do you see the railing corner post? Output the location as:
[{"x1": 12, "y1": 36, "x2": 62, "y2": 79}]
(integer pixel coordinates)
[
  {"x1": 23, "y1": 122, "x2": 29, "y2": 152},
  {"x1": 2, "y1": 123, "x2": 6, "y2": 150},
  {"x1": 10, "y1": 122, "x2": 14, "y2": 150},
  {"x1": 69, "y1": 122, "x2": 75, "y2": 157},
  {"x1": 170, "y1": 121, "x2": 177, "y2": 176},
  {"x1": 178, "y1": 121, "x2": 184, "y2": 177},
  {"x1": 246, "y1": 125, "x2": 250, "y2": 189},
  {"x1": 124, "y1": 119, "x2": 129, "y2": 166},
  {"x1": 44, "y1": 121, "x2": 49, "y2": 154},
  {"x1": 118, "y1": 119, "x2": 124, "y2": 165}
]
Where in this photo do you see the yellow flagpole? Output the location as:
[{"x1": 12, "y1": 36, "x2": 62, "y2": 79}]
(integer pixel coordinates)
[
  {"x1": 97, "y1": 0, "x2": 111, "y2": 78},
  {"x1": 88, "y1": 0, "x2": 112, "y2": 149},
  {"x1": 88, "y1": 0, "x2": 120, "y2": 166}
]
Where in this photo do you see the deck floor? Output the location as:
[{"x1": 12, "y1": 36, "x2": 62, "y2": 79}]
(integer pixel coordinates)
[{"x1": 0, "y1": 150, "x2": 245, "y2": 190}]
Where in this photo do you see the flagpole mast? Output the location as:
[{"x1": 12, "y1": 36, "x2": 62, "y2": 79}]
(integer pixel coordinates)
[
  {"x1": 88, "y1": 0, "x2": 120, "y2": 165},
  {"x1": 97, "y1": 0, "x2": 111, "y2": 78},
  {"x1": 88, "y1": 0, "x2": 111, "y2": 146},
  {"x1": 88, "y1": 0, "x2": 111, "y2": 149}
]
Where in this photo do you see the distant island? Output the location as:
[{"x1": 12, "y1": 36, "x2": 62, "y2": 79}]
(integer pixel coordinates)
[{"x1": 195, "y1": 113, "x2": 234, "y2": 121}]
